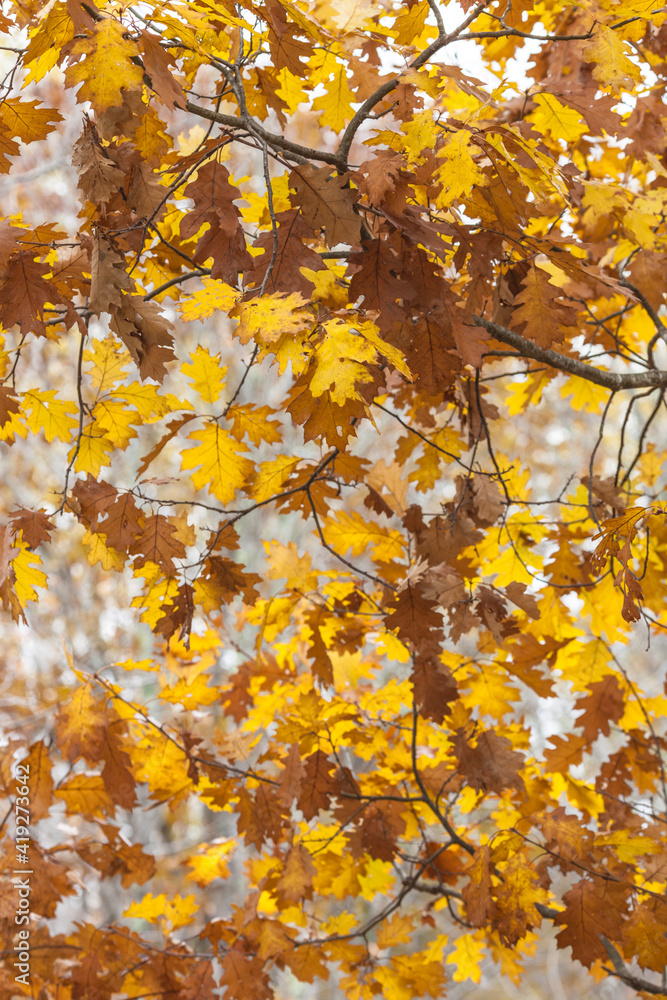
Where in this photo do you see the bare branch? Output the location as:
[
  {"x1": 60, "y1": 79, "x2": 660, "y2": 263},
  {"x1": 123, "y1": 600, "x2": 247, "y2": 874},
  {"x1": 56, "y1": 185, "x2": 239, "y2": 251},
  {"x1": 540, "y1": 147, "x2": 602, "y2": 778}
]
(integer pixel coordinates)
[
  {"x1": 472, "y1": 315, "x2": 667, "y2": 390},
  {"x1": 601, "y1": 935, "x2": 667, "y2": 997}
]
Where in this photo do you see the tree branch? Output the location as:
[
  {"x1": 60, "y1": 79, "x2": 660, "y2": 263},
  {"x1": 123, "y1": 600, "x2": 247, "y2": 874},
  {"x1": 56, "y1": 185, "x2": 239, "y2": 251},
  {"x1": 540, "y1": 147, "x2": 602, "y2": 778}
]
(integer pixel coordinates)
[
  {"x1": 600, "y1": 935, "x2": 667, "y2": 997},
  {"x1": 472, "y1": 315, "x2": 667, "y2": 390},
  {"x1": 337, "y1": 0, "x2": 492, "y2": 164},
  {"x1": 184, "y1": 100, "x2": 344, "y2": 167}
]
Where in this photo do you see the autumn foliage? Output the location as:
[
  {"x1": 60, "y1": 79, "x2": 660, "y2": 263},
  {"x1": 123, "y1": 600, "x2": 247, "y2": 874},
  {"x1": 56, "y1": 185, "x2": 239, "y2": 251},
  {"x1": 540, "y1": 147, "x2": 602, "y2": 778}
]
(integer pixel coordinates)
[{"x1": 3, "y1": 0, "x2": 667, "y2": 996}]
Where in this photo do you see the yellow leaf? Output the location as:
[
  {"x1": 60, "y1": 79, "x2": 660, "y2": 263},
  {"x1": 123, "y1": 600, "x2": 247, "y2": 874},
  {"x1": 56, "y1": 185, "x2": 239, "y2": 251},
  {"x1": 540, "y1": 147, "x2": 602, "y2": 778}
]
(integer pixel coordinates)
[
  {"x1": 374, "y1": 954, "x2": 445, "y2": 1000},
  {"x1": 323, "y1": 510, "x2": 405, "y2": 562},
  {"x1": 358, "y1": 858, "x2": 395, "y2": 901},
  {"x1": 181, "y1": 422, "x2": 254, "y2": 503},
  {"x1": 82, "y1": 529, "x2": 125, "y2": 572},
  {"x1": 251, "y1": 455, "x2": 301, "y2": 503},
  {"x1": 638, "y1": 443, "x2": 664, "y2": 488},
  {"x1": 312, "y1": 61, "x2": 355, "y2": 133},
  {"x1": 160, "y1": 674, "x2": 219, "y2": 708},
  {"x1": 124, "y1": 892, "x2": 198, "y2": 930},
  {"x1": 265, "y1": 540, "x2": 318, "y2": 590},
  {"x1": 550, "y1": 772, "x2": 604, "y2": 819},
  {"x1": 65, "y1": 19, "x2": 145, "y2": 113},
  {"x1": 23, "y1": 3, "x2": 74, "y2": 85},
  {"x1": 22, "y1": 389, "x2": 77, "y2": 442},
  {"x1": 582, "y1": 26, "x2": 641, "y2": 92},
  {"x1": 180, "y1": 278, "x2": 238, "y2": 321},
  {"x1": 0, "y1": 99, "x2": 63, "y2": 144},
  {"x1": 276, "y1": 67, "x2": 307, "y2": 113},
  {"x1": 227, "y1": 404, "x2": 281, "y2": 446},
  {"x1": 435, "y1": 130, "x2": 487, "y2": 208},
  {"x1": 182, "y1": 345, "x2": 227, "y2": 405},
  {"x1": 530, "y1": 93, "x2": 588, "y2": 143},
  {"x1": 130, "y1": 728, "x2": 192, "y2": 803},
  {"x1": 376, "y1": 911, "x2": 415, "y2": 950},
  {"x1": 400, "y1": 109, "x2": 439, "y2": 164},
  {"x1": 446, "y1": 934, "x2": 485, "y2": 983},
  {"x1": 505, "y1": 370, "x2": 551, "y2": 415},
  {"x1": 233, "y1": 292, "x2": 311, "y2": 346},
  {"x1": 310, "y1": 319, "x2": 376, "y2": 404},
  {"x1": 594, "y1": 831, "x2": 659, "y2": 864},
  {"x1": 11, "y1": 541, "x2": 46, "y2": 608},
  {"x1": 54, "y1": 773, "x2": 115, "y2": 818},
  {"x1": 132, "y1": 572, "x2": 180, "y2": 630},
  {"x1": 392, "y1": 0, "x2": 431, "y2": 46},
  {"x1": 94, "y1": 399, "x2": 139, "y2": 448},
  {"x1": 319, "y1": 911, "x2": 359, "y2": 935},
  {"x1": 84, "y1": 337, "x2": 131, "y2": 394},
  {"x1": 359, "y1": 320, "x2": 411, "y2": 379},
  {"x1": 72, "y1": 426, "x2": 115, "y2": 476},
  {"x1": 559, "y1": 375, "x2": 609, "y2": 413},
  {"x1": 116, "y1": 383, "x2": 179, "y2": 421},
  {"x1": 186, "y1": 840, "x2": 236, "y2": 885}
]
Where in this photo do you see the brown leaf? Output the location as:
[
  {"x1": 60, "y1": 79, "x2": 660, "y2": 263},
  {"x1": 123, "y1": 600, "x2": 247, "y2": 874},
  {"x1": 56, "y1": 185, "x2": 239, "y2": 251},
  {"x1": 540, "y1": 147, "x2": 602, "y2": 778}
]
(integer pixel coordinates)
[
  {"x1": 622, "y1": 899, "x2": 667, "y2": 973},
  {"x1": 129, "y1": 513, "x2": 186, "y2": 575},
  {"x1": 384, "y1": 582, "x2": 443, "y2": 647},
  {"x1": 237, "y1": 784, "x2": 286, "y2": 848},
  {"x1": 180, "y1": 160, "x2": 251, "y2": 283},
  {"x1": 180, "y1": 963, "x2": 218, "y2": 1000},
  {"x1": 277, "y1": 743, "x2": 306, "y2": 806},
  {"x1": 110, "y1": 295, "x2": 176, "y2": 382},
  {"x1": 298, "y1": 749, "x2": 341, "y2": 820},
  {"x1": 555, "y1": 879, "x2": 631, "y2": 966},
  {"x1": 97, "y1": 492, "x2": 143, "y2": 551},
  {"x1": 139, "y1": 30, "x2": 186, "y2": 109},
  {"x1": 354, "y1": 151, "x2": 407, "y2": 206},
  {"x1": 471, "y1": 475, "x2": 505, "y2": 526},
  {"x1": 504, "y1": 633, "x2": 560, "y2": 697},
  {"x1": 0, "y1": 385, "x2": 20, "y2": 428},
  {"x1": 219, "y1": 946, "x2": 272, "y2": 1000},
  {"x1": 504, "y1": 582, "x2": 540, "y2": 620},
  {"x1": 347, "y1": 236, "x2": 413, "y2": 330},
  {"x1": 291, "y1": 165, "x2": 361, "y2": 246},
  {"x1": 303, "y1": 606, "x2": 334, "y2": 686},
  {"x1": 72, "y1": 117, "x2": 125, "y2": 210},
  {"x1": 574, "y1": 675, "x2": 625, "y2": 741},
  {"x1": 8, "y1": 507, "x2": 54, "y2": 549},
  {"x1": 72, "y1": 476, "x2": 119, "y2": 530},
  {"x1": 454, "y1": 729, "x2": 525, "y2": 794},
  {"x1": 89, "y1": 233, "x2": 134, "y2": 314},
  {"x1": 540, "y1": 806, "x2": 595, "y2": 870},
  {"x1": 100, "y1": 725, "x2": 137, "y2": 809},
  {"x1": 356, "y1": 802, "x2": 403, "y2": 862},
  {"x1": 197, "y1": 556, "x2": 262, "y2": 607},
  {"x1": 492, "y1": 854, "x2": 548, "y2": 945},
  {"x1": 22, "y1": 740, "x2": 53, "y2": 821},
  {"x1": 153, "y1": 582, "x2": 195, "y2": 644},
  {"x1": 411, "y1": 655, "x2": 458, "y2": 723},
  {"x1": 511, "y1": 260, "x2": 578, "y2": 348},
  {"x1": 244, "y1": 208, "x2": 326, "y2": 297},
  {"x1": 276, "y1": 843, "x2": 316, "y2": 904},
  {"x1": 0, "y1": 250, "x2": 70, "y2": 337},
  {"x1": 543, "y1": 733, "x2": 589, "y2": 774},
  {"x1": 56, "y1": 681, "x2": 108, "y2": 764}
]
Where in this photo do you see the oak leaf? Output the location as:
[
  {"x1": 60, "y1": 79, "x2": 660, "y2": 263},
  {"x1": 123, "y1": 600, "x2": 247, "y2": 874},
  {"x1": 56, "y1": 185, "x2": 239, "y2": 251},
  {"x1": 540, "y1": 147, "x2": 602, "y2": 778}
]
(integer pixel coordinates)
[
  {"x1": 65, "y1": 18, "x2": 145, "y2": 113},
  {"x1": 298, "y1": 750, "x2": 341, "y2": 820},
  {"x1": 574, "y1": 675, "x2": 625, "y2": 741},
  {"x1": 555, "y1": 879, "x2": 631, "y2": 966},
  {"x1": 244, "y1": 209, "x2": 326, "y2": 297},
  {"x1": 453, "y1": 729, "x2": 525, "y2": 794},
  {"x1": 291, "y1": 165, "x2": 361, "y2": 246}
]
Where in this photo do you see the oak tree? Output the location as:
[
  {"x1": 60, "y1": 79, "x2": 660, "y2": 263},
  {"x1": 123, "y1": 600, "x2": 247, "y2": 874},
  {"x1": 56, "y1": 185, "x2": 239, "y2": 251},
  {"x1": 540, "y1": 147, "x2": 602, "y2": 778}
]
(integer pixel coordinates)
[{"x1": 1, "y1": 0, "x2": 667, "y2": 997}]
